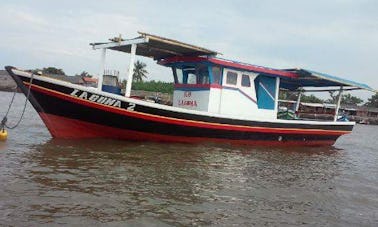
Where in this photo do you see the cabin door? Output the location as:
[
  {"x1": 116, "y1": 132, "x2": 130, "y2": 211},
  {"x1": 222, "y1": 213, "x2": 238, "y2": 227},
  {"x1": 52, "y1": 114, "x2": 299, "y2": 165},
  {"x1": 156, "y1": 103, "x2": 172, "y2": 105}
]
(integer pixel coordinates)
[
  {"x1": 238, "y1": 72, "x2": 258, "y2": 104},
  {"x1": 255, "y1": 76, "x2": 277, "y2": 110},
  {"x1": 219, "y1": 69, "x2": 259, "y2": 115}
]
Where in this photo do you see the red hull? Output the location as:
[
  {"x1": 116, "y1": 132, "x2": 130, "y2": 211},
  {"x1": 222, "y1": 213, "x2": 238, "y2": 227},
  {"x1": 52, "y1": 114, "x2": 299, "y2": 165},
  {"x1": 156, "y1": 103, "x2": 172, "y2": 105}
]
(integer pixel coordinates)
[
  {"x1": 5, "y1": 66, "x2": 354, "y2": 146},
  {"x1": 39, "y1": 113, "x2": 335, "y2": 146}
]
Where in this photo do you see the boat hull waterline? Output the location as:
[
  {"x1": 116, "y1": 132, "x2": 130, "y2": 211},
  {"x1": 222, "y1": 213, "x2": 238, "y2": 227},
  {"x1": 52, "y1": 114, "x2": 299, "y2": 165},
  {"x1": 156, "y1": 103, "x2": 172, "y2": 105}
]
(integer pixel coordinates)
[{"x1": 6, "y1": 67, "x2": 354, "y2": 146}]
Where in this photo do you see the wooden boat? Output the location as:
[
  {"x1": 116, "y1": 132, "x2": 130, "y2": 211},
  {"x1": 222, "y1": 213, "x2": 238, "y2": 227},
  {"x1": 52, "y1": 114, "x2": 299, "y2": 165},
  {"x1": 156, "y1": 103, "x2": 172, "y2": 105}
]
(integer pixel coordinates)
[{"x1": 5, "y1": 32, "x2": 377, "y2": 146}]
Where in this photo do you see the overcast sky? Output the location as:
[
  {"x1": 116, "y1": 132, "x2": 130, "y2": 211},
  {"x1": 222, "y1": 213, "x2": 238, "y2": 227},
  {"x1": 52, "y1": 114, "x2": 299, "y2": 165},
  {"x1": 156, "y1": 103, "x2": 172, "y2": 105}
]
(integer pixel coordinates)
[{"x1": 0, "y1": 0, "x2": 377, "y2": 99}]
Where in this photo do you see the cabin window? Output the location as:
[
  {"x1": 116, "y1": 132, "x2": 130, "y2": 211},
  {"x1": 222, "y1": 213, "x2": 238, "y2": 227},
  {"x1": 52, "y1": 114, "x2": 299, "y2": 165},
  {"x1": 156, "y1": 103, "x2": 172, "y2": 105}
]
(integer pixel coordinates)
[
  {"x1": 199, "y1": 74, "x2": 209, "y2": 84},
  {"x1": 212, "y1": 66, "x2": 222, "y2": 85},
  {"x1": 226, "y1": 71, "x2": 238, "y2": 85},
  {"x1": 241, "y1": 74, "x2": 251, "y2": 87},
  {"x1": 175, "y1": 68, "x2": 184, "y2": 84},
  {"x1": 187, "y1": 71, "x2": 197, "y2": 84},
  {"x1": 197, "y1": 65, "x2": 210, "y2": 84},
  {"x1": 174, "y1": 64, "x2": 210, "y2": 85}
]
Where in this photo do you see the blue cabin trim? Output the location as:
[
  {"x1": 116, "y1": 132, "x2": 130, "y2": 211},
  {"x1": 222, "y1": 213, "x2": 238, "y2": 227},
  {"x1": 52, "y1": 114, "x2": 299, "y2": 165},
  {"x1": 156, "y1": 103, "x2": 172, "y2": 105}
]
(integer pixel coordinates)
[
  {"x1": 255, "y1": 75, "x2": 277, "y2": 110},
  {"x1": 208, "y1": 65, "x2": 213, "y2": 84}
]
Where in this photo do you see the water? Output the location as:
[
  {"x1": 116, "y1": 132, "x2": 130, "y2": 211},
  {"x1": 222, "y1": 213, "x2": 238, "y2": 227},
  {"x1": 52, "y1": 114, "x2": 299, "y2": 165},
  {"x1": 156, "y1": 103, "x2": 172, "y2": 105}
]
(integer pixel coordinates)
[{"x1": 0, "y1": 91, "x2": 377, "y2": 226}]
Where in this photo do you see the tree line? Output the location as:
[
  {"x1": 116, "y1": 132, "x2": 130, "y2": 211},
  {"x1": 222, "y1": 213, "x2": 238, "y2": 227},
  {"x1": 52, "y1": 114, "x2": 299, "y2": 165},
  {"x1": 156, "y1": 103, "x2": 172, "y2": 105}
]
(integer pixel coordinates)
[
  {"x1": 280, "y1": 90, "x2": 378, "y2": 107},
  {"x1": 29, "y1": 67, "x2": 92, "y2": 78}
]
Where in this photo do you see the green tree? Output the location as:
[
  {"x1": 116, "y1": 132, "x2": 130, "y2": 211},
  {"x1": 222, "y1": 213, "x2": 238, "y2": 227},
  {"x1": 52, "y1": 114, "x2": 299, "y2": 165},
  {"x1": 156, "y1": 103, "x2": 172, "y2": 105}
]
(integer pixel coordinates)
[
  {"x1": 42, "y1": 67, "x2": 65, "y2": 75},
  {"x1": 279, "y1": 90, "x2": 299, "y2": 101},
  {"x1": 301, "y1": 94, "x2": 324, "y2": 103},
  {"x1": 133, "y1": 60, "x2": 148, "y2": 82},
  {"x1": 132, "y1": 80, "x2": 174, "y2": 94},
  {"x1": 28, "y1": 67, "x2": 65, "y2": 75},
  {"x1": 326, "y1": 92, "x2": 363, "y2": 105},
  {"x1": 365, "y1": 93, "x2": 378, "y2": 108},
  {"x1": 326, "y1": 90, "x2": 338, "y2": 103},
  {"x1": 341, "y1": 93, "x2": 363, "y2": 105}
]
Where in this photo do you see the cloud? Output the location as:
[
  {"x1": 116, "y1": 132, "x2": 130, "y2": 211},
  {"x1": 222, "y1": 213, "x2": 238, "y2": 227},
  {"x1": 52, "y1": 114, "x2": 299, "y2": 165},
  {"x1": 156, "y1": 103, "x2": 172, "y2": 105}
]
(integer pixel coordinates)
[
  {"x1": 0, "y1": 5, "x2": 49, "y2": 32},
  {"x1": 0, "y1": 0, "x2": 377, "y2": 100}
]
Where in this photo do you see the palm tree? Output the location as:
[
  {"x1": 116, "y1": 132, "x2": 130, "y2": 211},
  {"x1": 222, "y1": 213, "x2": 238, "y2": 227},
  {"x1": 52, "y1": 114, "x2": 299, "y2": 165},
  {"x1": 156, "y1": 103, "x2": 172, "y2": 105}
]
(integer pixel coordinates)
[
  {"x1": 133, "y1": 60, "x2": 148, "y2": 82},
  {"x1": 78, "y1": 71, "x2": 91, "y2": 77}
]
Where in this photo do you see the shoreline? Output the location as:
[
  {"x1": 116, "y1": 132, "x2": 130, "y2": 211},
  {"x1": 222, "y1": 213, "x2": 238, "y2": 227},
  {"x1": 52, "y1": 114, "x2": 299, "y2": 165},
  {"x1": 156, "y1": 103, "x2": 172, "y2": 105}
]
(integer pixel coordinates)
[{"x1": 0, "y1": 70, "x2": 17, "y2": 92}]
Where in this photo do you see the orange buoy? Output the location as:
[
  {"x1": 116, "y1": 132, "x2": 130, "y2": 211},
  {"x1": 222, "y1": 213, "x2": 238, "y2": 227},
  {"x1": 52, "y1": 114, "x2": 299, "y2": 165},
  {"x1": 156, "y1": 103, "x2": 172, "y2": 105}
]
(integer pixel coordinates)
[{"x1": 0, "y1": 128, "x2": 7, "y2": 141}]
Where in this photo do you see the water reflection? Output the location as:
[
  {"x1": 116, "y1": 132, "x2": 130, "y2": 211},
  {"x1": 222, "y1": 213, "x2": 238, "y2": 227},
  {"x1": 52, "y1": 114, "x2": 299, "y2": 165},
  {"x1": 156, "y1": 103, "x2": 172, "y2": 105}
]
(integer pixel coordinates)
[
  {"x1": 2, "y1": 92, "x2": 377, "y2": 225},
  {"x1": 17, "y1": 139, "x2": 345, "y2": 225}
]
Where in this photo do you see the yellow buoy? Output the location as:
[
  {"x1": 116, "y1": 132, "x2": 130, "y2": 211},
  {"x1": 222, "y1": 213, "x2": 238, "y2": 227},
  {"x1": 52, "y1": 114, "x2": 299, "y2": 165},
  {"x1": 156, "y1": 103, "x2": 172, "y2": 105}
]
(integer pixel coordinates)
[{"x1": 0, "y1": 129, "x2": 7, "y2": 141}]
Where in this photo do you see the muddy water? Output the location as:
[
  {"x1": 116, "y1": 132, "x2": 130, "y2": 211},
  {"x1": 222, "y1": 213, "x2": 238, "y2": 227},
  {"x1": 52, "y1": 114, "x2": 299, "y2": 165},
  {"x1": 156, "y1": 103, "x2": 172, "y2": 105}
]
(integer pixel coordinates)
[{"x1": 0, "y1": 91, "x2": 377, "y2": 226}]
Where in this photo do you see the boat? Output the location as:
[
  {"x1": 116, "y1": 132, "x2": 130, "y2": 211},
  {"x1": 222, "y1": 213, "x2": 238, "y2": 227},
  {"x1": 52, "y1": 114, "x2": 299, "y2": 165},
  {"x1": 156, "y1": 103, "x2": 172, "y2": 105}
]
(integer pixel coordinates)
[{"x1": 4, "y1": 32, "x2": 377, "y2": 146}]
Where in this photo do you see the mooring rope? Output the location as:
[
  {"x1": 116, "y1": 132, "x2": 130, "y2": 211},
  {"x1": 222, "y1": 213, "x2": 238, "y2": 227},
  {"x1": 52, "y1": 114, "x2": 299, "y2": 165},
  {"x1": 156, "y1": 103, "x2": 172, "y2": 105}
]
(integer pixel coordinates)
[{"x1": 1, "y1": 73, "x2": 34, "y2": 130}]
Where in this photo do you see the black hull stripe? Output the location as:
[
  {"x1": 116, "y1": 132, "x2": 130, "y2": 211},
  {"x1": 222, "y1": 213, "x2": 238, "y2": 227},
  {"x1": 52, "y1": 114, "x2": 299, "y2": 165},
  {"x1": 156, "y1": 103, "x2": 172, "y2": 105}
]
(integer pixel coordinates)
[
  {"x1": 15, "y1": 76, "x2": 353, "y2": 132},
  {"x1": 28, "y1": 82, "x2": 350, "y2": 136},
  {"x1": 4, "y1": 67, "x2": 353, "y2": 144},
  {"x1": 30, "y1": 87, "x2": 339, "y2": 141}
]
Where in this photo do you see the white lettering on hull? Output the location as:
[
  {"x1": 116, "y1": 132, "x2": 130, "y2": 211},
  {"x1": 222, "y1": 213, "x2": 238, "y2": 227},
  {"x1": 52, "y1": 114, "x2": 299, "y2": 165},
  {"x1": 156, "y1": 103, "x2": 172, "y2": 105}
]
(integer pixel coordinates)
[
  {"x1": 78, "y1": 91, "x2": 88, "y2": 99},
  {"x1": 70, "y1": 89, "x2": 122, "y2": 108}
]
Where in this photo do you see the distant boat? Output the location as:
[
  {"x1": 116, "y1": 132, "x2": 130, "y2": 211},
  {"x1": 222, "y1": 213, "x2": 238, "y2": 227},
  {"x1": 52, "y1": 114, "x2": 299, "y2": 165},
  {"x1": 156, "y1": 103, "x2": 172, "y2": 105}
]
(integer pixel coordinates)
[{"x1": 5, "y1": 32, "x2": 377, "y2": 146}]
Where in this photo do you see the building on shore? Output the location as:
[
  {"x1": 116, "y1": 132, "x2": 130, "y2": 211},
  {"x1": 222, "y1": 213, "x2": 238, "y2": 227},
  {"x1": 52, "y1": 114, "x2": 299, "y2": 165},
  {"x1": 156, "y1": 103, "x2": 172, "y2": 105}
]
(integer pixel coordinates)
[
  {"x1": 344, "y1": 106, "x2": 378, "y2": 124},
  {"x1": 279, "y1": 100, "x2": 378, "y2": 124}
]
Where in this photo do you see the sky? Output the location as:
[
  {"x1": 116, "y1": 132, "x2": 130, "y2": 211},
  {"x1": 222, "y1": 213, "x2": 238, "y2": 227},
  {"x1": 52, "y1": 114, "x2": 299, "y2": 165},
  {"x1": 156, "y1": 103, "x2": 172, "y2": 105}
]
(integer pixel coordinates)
[{"x1": 0, "y1": 0, "x2": 377, "y2": 100}]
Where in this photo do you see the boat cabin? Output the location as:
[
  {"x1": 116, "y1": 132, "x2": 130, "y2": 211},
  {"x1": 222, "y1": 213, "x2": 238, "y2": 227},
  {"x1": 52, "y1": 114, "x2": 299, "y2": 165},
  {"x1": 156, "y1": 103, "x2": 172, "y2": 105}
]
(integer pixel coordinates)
[
  {"x1": 90, "y1": 32, "x2": 376, "y2": 122},
  {"x1": 159, "y1": 57, "x2": 280, "y2": 120}
]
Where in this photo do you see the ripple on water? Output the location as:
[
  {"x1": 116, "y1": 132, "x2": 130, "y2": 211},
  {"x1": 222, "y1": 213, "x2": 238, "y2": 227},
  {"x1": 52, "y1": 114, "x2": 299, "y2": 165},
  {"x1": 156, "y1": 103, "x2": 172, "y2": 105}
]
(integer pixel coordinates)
[{"x1": 0, "y1": 92, "x2": 377, "y2": 226}]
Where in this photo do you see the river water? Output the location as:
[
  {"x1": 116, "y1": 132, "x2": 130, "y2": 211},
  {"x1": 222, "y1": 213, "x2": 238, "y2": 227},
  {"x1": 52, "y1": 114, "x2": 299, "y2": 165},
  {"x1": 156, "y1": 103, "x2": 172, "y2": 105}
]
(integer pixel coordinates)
[{"x1": 0, "y1": 91, "x2": 377, "y2": 226}]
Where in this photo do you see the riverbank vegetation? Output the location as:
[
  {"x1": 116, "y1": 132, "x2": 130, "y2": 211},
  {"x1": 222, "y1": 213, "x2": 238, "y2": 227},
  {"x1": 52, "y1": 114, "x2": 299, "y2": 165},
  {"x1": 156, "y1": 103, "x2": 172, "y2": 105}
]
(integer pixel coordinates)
[{"x1": 279, "y1": 90, "x2": 367, "y2": 106}]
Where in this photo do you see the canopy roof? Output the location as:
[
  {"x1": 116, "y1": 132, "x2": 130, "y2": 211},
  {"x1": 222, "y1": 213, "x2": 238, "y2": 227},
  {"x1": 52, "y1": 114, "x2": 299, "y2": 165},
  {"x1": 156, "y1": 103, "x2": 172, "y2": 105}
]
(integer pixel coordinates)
[
  {"x1": 90, "y1": 32, "x2": 219, "y2": 60},
  {"x1": 161, "y1": 56, "x2": 376, "y2": 92},
  {"x1": 90, "y1": 32, "x2": 376, "y2": 92},
  {"x1": 280, "y1": 69, "x2": 376, "y2": 92}
]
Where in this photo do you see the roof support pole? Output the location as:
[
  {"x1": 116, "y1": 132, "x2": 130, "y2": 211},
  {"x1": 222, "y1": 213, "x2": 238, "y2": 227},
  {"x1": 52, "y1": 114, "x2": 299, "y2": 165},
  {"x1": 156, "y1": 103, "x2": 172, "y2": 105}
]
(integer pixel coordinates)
[
  {"x1": 274, "y1": 77, "x2": 280, "y2": 117},
  {"x1": 125, "y1": 43, "x2": 137, "y2": 97},
  {"x1": 295, "y1": 90, "x2": 302, "y2": 112},
  {"x1": 334, "y1": 86, "x2": 343, "y2": 121},
  {"x1": 97, "y1": 48, "x2": 106, "y2": 91}
]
